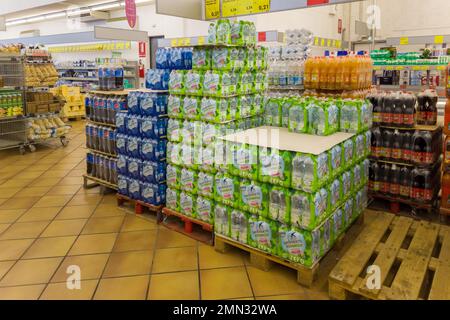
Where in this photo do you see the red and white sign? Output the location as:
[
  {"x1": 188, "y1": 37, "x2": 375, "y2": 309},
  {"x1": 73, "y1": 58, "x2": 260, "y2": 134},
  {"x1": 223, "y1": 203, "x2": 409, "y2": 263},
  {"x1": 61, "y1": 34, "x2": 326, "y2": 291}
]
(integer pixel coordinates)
[
  {"x1": 338, "y1": 18, "x2": 343, "y2": 34},
  {"x1": 307, "y1": 0, "x2": 329, "y2": 6},
  {"x1": 138, "y1": 41, "x2": 146, "y2": 58},
  {"x1": 125, "y1": 0, "x2": 137, "y2": 29}
]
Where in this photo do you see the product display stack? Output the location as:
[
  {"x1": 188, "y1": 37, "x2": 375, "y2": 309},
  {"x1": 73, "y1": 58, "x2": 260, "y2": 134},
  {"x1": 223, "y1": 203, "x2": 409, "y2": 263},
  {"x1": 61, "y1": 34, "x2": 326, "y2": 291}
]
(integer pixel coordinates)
[
  {"x1": 368, "y1": 90, "x2": 442, "y2": 214},
  {"x1": 440, "y1": 64, "x2": 450, "y2": 218},
  {"x1": 163, "y1": 19, "x2": 267, "y2": 240}
]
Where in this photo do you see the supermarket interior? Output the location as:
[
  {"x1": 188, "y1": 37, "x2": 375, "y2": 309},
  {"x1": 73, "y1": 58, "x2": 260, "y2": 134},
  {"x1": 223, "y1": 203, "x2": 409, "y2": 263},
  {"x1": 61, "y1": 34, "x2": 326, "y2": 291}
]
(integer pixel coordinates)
[{"x1": 0, "y1": 0, "x2": 449, "y2": 302}]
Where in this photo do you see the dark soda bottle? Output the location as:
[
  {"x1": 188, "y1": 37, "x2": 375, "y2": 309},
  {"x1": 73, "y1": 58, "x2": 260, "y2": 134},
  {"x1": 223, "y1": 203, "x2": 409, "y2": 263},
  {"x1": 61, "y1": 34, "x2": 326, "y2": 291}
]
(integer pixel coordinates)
[
  {"x1": 115, "y1": 66, "x2": 124, "y2": 90},
  {"x1": 391, "y1": 129, "x2": 402, "y2": 160},
  {"x1": 412, "y1": 130, "x2": 426, "y2": 164},
  {"x1": 401, "y1": 130, "x2": 412, "y2": 162},
  {"x1": 87, "y1": 153, "x2": 94, "y2": 176},
  {"x1": 411, "y1": 168, "x2": 425, "y2": 202},
  {"x1": 371, "y1": 127, "x2": 382, "y2": 158},
  {"x1": 380, "y1": 163, "x2": 391, "y2": 194},
  {"x1": 382, "y1": 129, "x2": 393, "y2": 159},
  {"x1": 399, "y1": 166, "x2": 411, "y2": 199},
  {"x1": 422, "y1": 131, "x2": 434, "y2": 164},
  {"x1": 389, "y1": 164, "x2": 400, "y2": 196},
  {"x1": 369, "y1": 161, "x2": 380, "y2": 192},
  {"x1": 425, "y1": 90, "x2": 438, "y2": 125},
  {"x1": 370, "y1": 93, "x2": 383, "y2": 126},
  {"x1": 392, "y1": 94, "x2": 403, "y2": 127},
  {"x1": 416, "y1": 92, "x2": 426, "y2": 125},
  {"x1": 382, "y1": 94, "x2": 393, "y2": 126},
  {"x1": 403, "y1": 94, "x2": 416, "y2": 127}
]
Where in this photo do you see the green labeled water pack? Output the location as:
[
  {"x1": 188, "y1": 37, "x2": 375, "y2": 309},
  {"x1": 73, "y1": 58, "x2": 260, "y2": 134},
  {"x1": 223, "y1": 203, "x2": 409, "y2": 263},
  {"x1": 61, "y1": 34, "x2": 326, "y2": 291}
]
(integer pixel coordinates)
[
  {"x1": 307, "y1": 99, "x2": 338, "y2": 136},
  {"x1": 240, "y1": 72, "x2": 254, "y2": 95},
  {"x1": 180, "y1": 167, "x2": 197, "y2": 194},
  {"x1": 354, "y1": 134, "x2": 365, "y2": 162},
  {"x1": 278, "y1": 225, "x2": 318, "y2": 267},
  {"x1": 168, "y1": 95, "x2": 183, "y2": 119},
  {"x1": 183, "y1": 96, "x2": 200, "y2": 120},
  {"x1": 213, "y1": 140, "x2": 230, "y2": 172},
  {"x1": 192, "y1": 47, "x2": 211, "y2": 70},
  {"x1": 181, "y1": 120, "x2": 201, "y2": 145},
  {"x1": 353, "y1": 164, "x2": 362, "y2": 190},
  {"x1": 265, "y1": 97, "x2": 281, "y2": 127},
  {"x1": 167, "y1": 119, "x2": 182, "y2": 143},
  {"x1": 362, "y1": 159, "x2": 370, "y2": 185},
  {"x1": 328, "y1": 144, "x2": 343, "y2": 178},
  {"x1": 253, "y1": 94, "x2": 263, "y2": 116},
  {"x1": 230, "y1": 20, "x2": 245, "y2": 46},
  {"x1": 332, "y1": 208, "x2": 344, "y2": 241},
  {"x1": 230, "y1": 209, "x2": 249, "y2": 244},
  {"x1": 341, "y1": 170, "x2": 352, "y2": 201},
  {"x1": 343, "y1": 197, "x2": 353, "y2": 229},
  {"x1": 240, "y1": 179, "x2": 269, "y2": 217},
  {"x1": 220, "y1": 71, "x2": 236, "y2": 97},
  {"x1": 196, "y1": 145, "x2": 215, "y2": 173},
  {"x1": 329, "y1": 177, "x2": 343, "y2": 212},
  {"x1": 167, "y1": 142, "x2": 181, "y2": 166},
  {"x1": 229, "y1": 48, "x2": 242, "y2": 70},
  {"x1": 197, "y1": 171, "x2": 215, "y2": 199},
  {"x1": 214, "y1": 172, "x2": 239, "y2": 207},
  {"x1": 166, "y1": 188, "x2": 180, "y2": 212},
  {"x1": 288, "y1": 100, "x2": 308, "y2": 133},
  {"x1": 185, "y1": 71, "x2": 203, "y2": 96},
  {"x1": 215, "y1": 19, "x2": 231, "y2": 45},
  {"x1": 259, "y1": 147, "x2": 292, "y2": 188},
  {"x1": 255, "y1": 47, "x2": 266, "y2": 71},
  {"x1": 340, "y1": 100, "x2": 362, "y2": 133},
  {"x1": 281, "y1": 98, "x2": 293, "y2": 128},
  {"x1": 180, "y1": 191, "x2": 196, "y2": 217},
  {"x1": 249, "y1": 215, "x2": 278, "y2": 254},
  {"x1": 197, "y1": 197, "x2": 214, "y2": 224},
  {"x1": 291, "y1": 152, "x2": 329, "y2": 193},
  {"x1": 254, "y1": 71, "x2": 265, "y2": 93},
  {"x1": 239, "y1": 95, "x2": 252, "y2": 118},
  {"x1": 268, "y1": 186, "x2": 291, "y2": 224},
  {"x1": 290, "y1": 188, "x2": 329, "y2": 230},
  {"x1": 207, "y1": 23, "x2": 216, "y2": 44},
  {"x1": 166, "y1": 164, "x2": 181, "y2": 190},
  {"x1": 203, "y1": 70, "x2": 220, "y2": 96},
  {"x1": 342, "y1": 139, "x2": 355, "y2": 169},
  {"x1": 230, "y1": 142, "x2": 258, "y2": 180},
  {"x1": 361, "y1": 99, "x2": 373, "y2": 131},
  {"x1": 212, "y1": 47, "x2": 231, "y2": 70},
  {"x1": 168, "y1": 70, "x2": 185, "y2": 95},
  {"x1": 320, "y1": 217, "x2": 333, "y2": 256},
  {"x1": 228, "y1": 96, "x2": 239, "y2": 120},
  {"x1": 365, "y1": 130, "x2": 371, "y2": 158},
  {"x1": 214, "y1": 205, "x2": 230, "y2": 237}
]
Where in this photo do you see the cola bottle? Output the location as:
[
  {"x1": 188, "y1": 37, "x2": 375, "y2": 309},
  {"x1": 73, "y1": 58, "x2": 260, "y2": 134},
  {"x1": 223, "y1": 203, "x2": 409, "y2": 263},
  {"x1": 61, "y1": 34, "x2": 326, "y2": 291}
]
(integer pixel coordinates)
[
  {"x1": 391, "y1": 129, "x2": 402, "y2": 160},
  {"x1": 382, "y1": 129, "x2": 393, "y2": 159},
  {"x1": 392, "y1": 94, "x2": 403, "y2": 127},
  {"x1": 399, "y1": 166, "x2": 411, "y2": 199},
  {"x1": 401, "y1": 131, "x2": 413, "y2": 162},
  {"x1": 382, "y1": 94, "x2": 393, "y2": 126},
  {"x1": 389, "y1": 164, "x2": 400, "y2": 196},
  {"x1": 403, "y1": 94, "x2": 416, "y2": 127}
]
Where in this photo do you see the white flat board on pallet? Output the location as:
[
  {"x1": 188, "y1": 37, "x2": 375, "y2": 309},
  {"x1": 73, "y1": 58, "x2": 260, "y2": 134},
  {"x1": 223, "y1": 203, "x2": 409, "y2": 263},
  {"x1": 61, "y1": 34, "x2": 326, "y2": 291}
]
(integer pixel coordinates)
[{"x1": 220, "y1": 126, "x2": 354, "y2": 155}]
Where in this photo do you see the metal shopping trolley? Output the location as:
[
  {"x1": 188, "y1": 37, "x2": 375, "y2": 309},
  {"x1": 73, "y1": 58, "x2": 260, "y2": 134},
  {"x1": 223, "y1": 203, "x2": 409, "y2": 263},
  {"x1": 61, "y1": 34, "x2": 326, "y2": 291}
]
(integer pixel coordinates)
[{"x1": 0, "y1": 116, "x2": 28, "y2": 154}]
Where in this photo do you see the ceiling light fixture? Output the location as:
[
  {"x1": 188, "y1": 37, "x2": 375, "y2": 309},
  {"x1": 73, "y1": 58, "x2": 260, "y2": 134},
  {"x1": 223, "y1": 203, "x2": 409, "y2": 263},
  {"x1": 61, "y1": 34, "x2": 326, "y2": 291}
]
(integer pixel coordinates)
[
  {"x1": 92, "y1": 3, "x2": 121, "y2": 11},
  {"x1": 27, "y1": 16, "x2": 46, "y2": 22},
  {"x1": 45, "y1": 12, "x2": 67, "y2": 19}
]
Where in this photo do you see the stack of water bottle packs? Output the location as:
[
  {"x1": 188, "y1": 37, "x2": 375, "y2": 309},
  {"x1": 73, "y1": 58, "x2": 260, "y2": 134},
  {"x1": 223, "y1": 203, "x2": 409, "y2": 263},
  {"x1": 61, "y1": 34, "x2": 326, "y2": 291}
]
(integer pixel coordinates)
[
  {"x1": 85, "y1": 93, "x2": 128, "y2": 125},
  {"x1": 265, "y1": 95, "x2": 373, "y2": 136},
  {"x1": 116, "y1": 91, "x2": 168, "y2": 206}
]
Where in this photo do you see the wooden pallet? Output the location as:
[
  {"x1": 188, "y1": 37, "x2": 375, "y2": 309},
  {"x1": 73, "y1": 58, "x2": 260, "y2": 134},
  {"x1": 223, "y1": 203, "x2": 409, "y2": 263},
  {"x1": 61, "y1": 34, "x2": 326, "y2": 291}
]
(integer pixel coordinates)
[
  {"x1": 160, "y1": 208, "x2": 214, "y2": 245},
  {"x1": 215, "y1": 213, "x2": 365, "y2": 288},
  {"x1": 83, "y1": 174, "x2": 117, "y2": 191},
  {"x1": 370, "y1": 192, "x2": 437, "y2": 215},
  {"x1": 329, "y1": 210, "x2": 450, "y2": 300},
  {"x1": 117, "y1": 194, "x2": 163, "y2": 216}
]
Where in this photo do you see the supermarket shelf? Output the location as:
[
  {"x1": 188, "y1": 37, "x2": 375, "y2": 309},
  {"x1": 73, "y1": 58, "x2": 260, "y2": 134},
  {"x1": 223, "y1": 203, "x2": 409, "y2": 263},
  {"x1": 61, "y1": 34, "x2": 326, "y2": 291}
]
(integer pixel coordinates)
[
  {"x1": 87, "y1": 148, "x2": 117, "y2": 158},
  {"x1": 379, "y1": 124, "x2": 441, "y2": 131},
  {"x1": 373, "y1": 65, "x2": 447, "y2": 71},
  {"x1": 269, "y1": 86, "x2": 304, "y2": 91},
  {"x1": 86, "y1": 119, "x2": 116, "y2": 128},
  {"x1": 60, "y1": 77, "x2": 98, "y2": 82},
  {"x1": 83, "y1": 174, "x2": 117, "y2": 190},
  {"x1": 370, "y1": 192, "x2": 436, "y2": 210},
  {"x1": 369, "y1": 157, "x2": 415, "y2": 167},
  {"x1": 57, "y1": 67, "x2": 97, "y2": 70},
  {"x1": 127, "y1": 88, "x2": 169, "y2": 93},
  {"x1": 90, "y1": 90, "x2": 129, "y2": 95}
]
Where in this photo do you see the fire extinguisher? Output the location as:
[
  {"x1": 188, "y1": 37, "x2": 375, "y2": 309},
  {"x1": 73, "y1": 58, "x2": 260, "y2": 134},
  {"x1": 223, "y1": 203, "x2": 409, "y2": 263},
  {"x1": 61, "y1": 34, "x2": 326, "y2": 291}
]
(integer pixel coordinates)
[{"x1": 139, "y1": 59, "x2": 145, "y2": 78}]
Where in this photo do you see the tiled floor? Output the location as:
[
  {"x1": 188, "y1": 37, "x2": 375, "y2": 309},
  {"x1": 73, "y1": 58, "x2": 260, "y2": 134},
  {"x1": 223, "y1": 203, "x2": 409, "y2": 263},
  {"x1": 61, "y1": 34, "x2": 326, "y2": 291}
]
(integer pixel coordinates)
[{"x1": 0, "y1": 121, "x2": 354, "y2": 300}]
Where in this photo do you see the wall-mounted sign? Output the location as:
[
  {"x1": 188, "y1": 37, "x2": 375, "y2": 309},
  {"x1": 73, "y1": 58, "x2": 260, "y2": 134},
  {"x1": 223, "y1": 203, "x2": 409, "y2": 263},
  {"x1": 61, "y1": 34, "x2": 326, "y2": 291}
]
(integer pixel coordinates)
[
  {"x1": 139, "y1": 42, "x2": 147, "y2": 57},
  {"x1": 125, "y1": 0, "x2": 137, "y2": 29}
]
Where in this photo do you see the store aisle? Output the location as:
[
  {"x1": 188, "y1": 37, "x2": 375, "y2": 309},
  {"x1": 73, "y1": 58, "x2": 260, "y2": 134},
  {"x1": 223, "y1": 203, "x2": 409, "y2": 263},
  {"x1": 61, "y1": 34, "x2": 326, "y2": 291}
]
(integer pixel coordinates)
[{"x1": 0, "y1": 121, "x2": 330, "y2": 300}]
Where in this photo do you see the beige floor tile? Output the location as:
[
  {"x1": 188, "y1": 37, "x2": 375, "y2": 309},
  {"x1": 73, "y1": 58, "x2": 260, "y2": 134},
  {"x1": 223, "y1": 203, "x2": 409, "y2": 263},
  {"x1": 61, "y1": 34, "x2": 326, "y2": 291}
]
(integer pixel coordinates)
[
  {"x1": 81, "y1": 216, "x2": 124, "y2": 235},
  {"x1": 200, "y1": 267, "x2": 253, "y2": 300},
  {"x1": 121, "y1": 216, "x2": 158, "y2": 232},
  {"x1": 0, "y1": 221, "x2": 50, "y2": 240},
  {"x1": 0, "y1": 197, "x2": 41, "y2": 210},
  {"x1": 0, "y1": 209, "x2": 27, "y2": 223},
  {"x1": 94, "y1": 275, "x2": 149, "y2": 300},
  {"x1": 55, "y1": 205, "x2": 96, "y2": 220},
  {"x1": 152, "y1": 247, "x2": 198, "y2": 274},
  {"x1": 0, "y1": 284, "x2": 46, "y2": 300},
  {"x1": 247, "y1": 265, "x2": 308, "y2": 297},
  {"x1": 51, "y1": 254, "x2": 109, "y2": 283},
  {"x1": 0, "y1": 239, "x2": 35, "y2": 261},
  {"x1": 43, "y1": 170, "x2": 71, "y2": 178},
  {"x1": 156, "y1": 228, "x2": 197, "y2": 249},
  {"x1": 24, "y1": 164, "x2": 53, "y2": 172},
  {"x1": 0, "y1": 224, "x2": 9, "y2": 234},
  {"x1": 77, "y1": 186, "x2": 102, "y2": 195},
  {"x1": 255, "y1": 292, "x2": 323, "y2": 300},
  {"x1": 67, "y1": 194, "x2": 102, "y2": 207},
  {"x1": 14, "y1": 186, "x2": 52, "y2": 198},
  {"x1": 0, "y1": 199, "x2": 5, "y2": 206},
  {"x1": 0, "y1": 261, "x2": 15, "y2": 279},
  {"x1": 148, "y1": 271, "x2": 199, "y2": 300},
  {"x1": 103, "y1": 250, "x2": 153, "y2": 278},
  {"x1": 40, "y1": 280, "x2": 99, "y2": 300},
  {"x1": 99, "y1": 194, "x2": 118, "y2": 205},
  {"x1": 48, "y1": 185, "x2": 81, "y2": 196},
  {"x1": 30, "y1": 177, "x2": 61, "y2": 187},
  {"x1": 40, "y1": 219, "x2": 87, "y2": 237},
  {"x1": 14, "y1": 171, "x2": 44, "y2": 180},
  {"x1": 92, "y1": 204, "x2": 128, "y2": 218},
  {"x1": 0, "y1": 257, "x2": 63, "y2": 287},
  {"x1": 52, "y1": 164, "x2": 78, "y2": 171},
  {"x1": 0, "y1": 187, "x2": 22, "y2": 199},
  {"x1": 22, "y1": 236, "x2": 77, "y2": 259},
  {"x1": 199, "y1": 245, "x2": 245, "y2": 270},
  {"x1": 33, "y1": 195, "x2": 73, "y2": 208},
  {"x1": 0, "y1": 179, "x2": 35, "y2": 188},
  {"x1": 67, "y1": 170, "x2": 85, "y2": 177},
  {"x1": 58, "y1": 177, "x2": 83, "y2": 186},
  {"x1": 17, "y1": 207, "x2": 62, "y2": 222},
  {"x1": 113, "y1": 230, "x2": 157, "y2": 252},
  {"x1": 69, "y1": 233, "x2": 117, "y2": 255}
]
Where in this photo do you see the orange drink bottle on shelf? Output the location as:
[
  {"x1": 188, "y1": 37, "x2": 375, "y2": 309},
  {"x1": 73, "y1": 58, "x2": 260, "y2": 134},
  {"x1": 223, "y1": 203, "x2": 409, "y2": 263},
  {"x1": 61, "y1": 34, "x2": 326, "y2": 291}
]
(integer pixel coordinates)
[
  {"x1": 350, "y1": 54, "x2": 359, "y2": 90},
  {"x1": 319, "y1": 57, "x2": 329, "y2": 90},
  {"x1": 342, "y1": 55, "x2": 351, "y2": 90},
  {"x1": 311, "y1": 57, "x2": 320, "y2": 89},
  {"x1": 335, "y1": 56, "x2": 344, "y2": 90},
  {"x1": 328, "y1": 56, "x2": 337, "y2": 90},
  {"x1": 304, "y1": 58, "x2": 312, "y2": 88}
]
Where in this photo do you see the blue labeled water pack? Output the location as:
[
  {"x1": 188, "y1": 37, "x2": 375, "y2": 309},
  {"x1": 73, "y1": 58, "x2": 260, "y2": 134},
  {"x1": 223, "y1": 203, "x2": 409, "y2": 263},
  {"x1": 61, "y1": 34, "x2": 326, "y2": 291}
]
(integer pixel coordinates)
[
  {"x1": 116, "y1": 112, "x2": 127, "y2": 134},
  {"x1": 154, "y1": 139, "x2": 167, "y2": 161},
  {"x1": 156, "y1": 48, "x2": 169, "y2": 69},
  {"x1": 141, "y1": 117, "x2": 167, "y2": 139},
  {"x1": 126, "y1": 115, "x2": 141, "y2": 136},
  {"x1": 117, "y1": 155, "x2": 128, "y2": 176},
  {"x1": 118, "y1": 175, "x2": 129, "y2": 196},
  {"x1": 116, "y1": 134, "x2": 127, "y2": 155},
  {"x1": 127, "y1": 158, "x2": 141, "y2": 180},
  {"x1": 156, "y1": 94, "x2": 168, "y2": 115},
  {"x1": 140, "y1": 138, "x2": 155, "y2": 161},
  {"x1": 127, "y1": 91, "x2": 140, "y2": 115},
  {"x1": 142, "y1": 160, "x2": 166, "y2": 184},
  {"x1": 141, "y1": 182, "x2": 155, "y2": 204},
  {"x1": 127, "y1": 136, "x2": 141, "y2": 158},
  {"x1": 139, "y1": 93, "x2": 155, "y2": 117},
  {"x1": 128, "y1": 179, "x2": 141, "y2": 200},
  {"x1": 146, "y1": 69, "x2": 170, "y2": 90}
]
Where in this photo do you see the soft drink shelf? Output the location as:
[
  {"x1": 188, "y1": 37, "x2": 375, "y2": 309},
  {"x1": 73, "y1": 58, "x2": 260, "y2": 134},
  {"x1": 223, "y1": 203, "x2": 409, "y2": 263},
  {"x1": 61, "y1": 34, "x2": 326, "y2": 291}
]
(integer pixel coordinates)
[
  {"x1": 378, "y1": 124, "x2": 441, "y2": 132},
  {"x1": 83, "y1": 174, "x2": 118, "y2": 190},
  {"x1": 369, "y1": 192, "x2": 437, "y2": 210},
  {"x1": 87, "y1": 148, "x2": 117, "y2": 158},
  {"x1": 86, "y1": 119, "x2": 116, "y2": 128},
  {"x1": 369, "y1": 157, "x2": 424, "y2": 168},
  {"x1": 90, "y1": 90, "x2": 129, "y2": 96},
  {"x1": 127, "y1": 89, "x2": 169, "y2": 93}
]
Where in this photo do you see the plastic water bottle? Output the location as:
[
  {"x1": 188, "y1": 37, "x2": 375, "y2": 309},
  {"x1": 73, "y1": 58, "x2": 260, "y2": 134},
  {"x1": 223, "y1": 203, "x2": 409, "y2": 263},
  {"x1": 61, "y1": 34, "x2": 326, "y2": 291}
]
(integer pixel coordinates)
[{"x1": 115, "y1": 65, "x2": 124, "y2": 90}]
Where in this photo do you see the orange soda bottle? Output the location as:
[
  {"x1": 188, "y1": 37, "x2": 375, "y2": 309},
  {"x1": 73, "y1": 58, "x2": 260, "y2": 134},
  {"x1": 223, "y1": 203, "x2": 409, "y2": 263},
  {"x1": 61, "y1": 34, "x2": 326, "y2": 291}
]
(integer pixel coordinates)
[
  {"x1": 328, "y1": 56, "x2": 337, "y2": 90},
  {"x1": 350, "y1": 54, "x2": 359, "y2": 90},
  {"x1": 319, "y1": 57, "x2": 329, "y2": 90},
  {"x1": 311, "y1": 57, "x2": 320, "y2": 90},
  {"x1": 335, "y1": 56, "x2": 344, "y2": 90},
  {"x1": 304, "y1": 59, "x2": 312, "y2": 89},
  {"x1": 342, "y1": 56, "x2": 351, "y2": 90}
]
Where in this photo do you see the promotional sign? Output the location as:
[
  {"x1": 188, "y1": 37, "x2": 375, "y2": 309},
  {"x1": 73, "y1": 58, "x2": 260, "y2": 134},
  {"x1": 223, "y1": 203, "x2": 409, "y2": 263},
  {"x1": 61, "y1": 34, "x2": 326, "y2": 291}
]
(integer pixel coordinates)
[
  {"x1": 125, "y1": 0, "x2": 137, "y2": 28},
  {"x1": 139, "y1": 41, "x2": 147, "y2": 57}
]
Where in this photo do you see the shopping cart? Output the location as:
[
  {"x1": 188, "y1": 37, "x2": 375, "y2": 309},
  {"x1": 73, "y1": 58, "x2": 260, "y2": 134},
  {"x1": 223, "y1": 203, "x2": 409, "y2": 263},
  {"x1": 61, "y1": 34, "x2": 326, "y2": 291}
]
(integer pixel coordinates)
[{"x1": 0, "y1": 116, "x2": 28, "y2": 154}]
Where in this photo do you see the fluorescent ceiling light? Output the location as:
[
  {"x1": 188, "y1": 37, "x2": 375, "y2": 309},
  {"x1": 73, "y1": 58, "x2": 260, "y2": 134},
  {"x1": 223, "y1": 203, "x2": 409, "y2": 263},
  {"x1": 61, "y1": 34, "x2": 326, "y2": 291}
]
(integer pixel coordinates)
[
  {"x1": 92, "y1": 3, "x2": 121, "y2": 11},
  {"x1": 27, "y1": 16, "x2": 45, "y2": 22},
  {"x1": 46, "y1": 12, "x2": 67, "y2": 19},
  {"x1": 5, "y1": 20, "x2": 27, "y2": 26},
  {"x1": 67, "y1": 8, "x2": 91, "y2": 16}
]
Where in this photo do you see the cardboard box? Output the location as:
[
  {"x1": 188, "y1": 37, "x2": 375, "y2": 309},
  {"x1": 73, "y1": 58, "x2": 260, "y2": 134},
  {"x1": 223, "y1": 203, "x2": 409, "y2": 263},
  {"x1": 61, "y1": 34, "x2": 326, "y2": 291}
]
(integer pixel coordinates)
[
  {"x1": 26, "y1": 102, "x2": 37, "y2": 114},
  {"x1": 49, "y1": 103, "x2": 61, "y2": 112}
]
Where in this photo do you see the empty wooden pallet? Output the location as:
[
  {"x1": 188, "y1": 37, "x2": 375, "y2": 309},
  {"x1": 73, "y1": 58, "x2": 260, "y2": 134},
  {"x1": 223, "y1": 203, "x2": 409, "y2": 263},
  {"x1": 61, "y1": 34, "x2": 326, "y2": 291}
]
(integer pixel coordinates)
[{"x1": 329, "y1": 210, "x2": 450, "y2": 300}]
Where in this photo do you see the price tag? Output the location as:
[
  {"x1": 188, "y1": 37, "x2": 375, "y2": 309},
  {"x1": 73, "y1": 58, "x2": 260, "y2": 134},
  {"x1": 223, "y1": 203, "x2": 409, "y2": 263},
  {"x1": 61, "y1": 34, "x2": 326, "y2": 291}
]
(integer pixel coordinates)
[
  {"x1": 395, "y1": 66, "x2": 404, "y2": 71},
  {"x1": 223, "y1": 0, "x2": 270, "y2": 17},
  {"x1": 125, "y1": 42, "x2": 131, "y2": 49},
  {"x1": 386, "y1": 66, "x2": 394, "y2": 70},
  {"x1": 205, "y1": 0, "x2": 220, "y2": 20},
  {"x1": 254, "y1": 0, "x2": 270, "y2": 13},
  {"x1": 222, "y1": 0, "x2": 240, "y2": 17},
  {"x1": 327, "y1": 39, "x2": 331, "y2": 47},
  {"x1": 437, "y1": 65, "x2": 446, "y2": 71},
  {"x1": 116, "y1": 42, "x2": 125, "y2": 50},
  {"x1": 336, "y1": 40, "x2": 341, "y2": 48},
  {"x1": 198, "y1": 36, "x2": 205, "y2": 45},
  {"x1": 184, "y1": 38, "x2": 191, "y2": 46},
  {"x1": 171, "y1": 39, "x2": 178, "y2": 47},
  {"x1": 400, "y1": 37, "x2": 409, "y2": 45},
  {"x1": 434, "y1": 35, "x2": 444, "y2": 44},
  {"x1": 314, "y1": 37, "x2": 319, "y2": 46},
  {"x1": 320, "y1": 38, "x2": 325, "y2": 47}
]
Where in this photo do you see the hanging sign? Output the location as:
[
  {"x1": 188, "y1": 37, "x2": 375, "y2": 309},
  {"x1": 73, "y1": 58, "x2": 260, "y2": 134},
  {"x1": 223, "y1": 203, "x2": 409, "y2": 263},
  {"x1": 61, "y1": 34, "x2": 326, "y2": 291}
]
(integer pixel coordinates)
[
  {"x1": 139, "y1": 42, "x2": 146, "y2": 57},
  {"x1": 125, "y1": 0, "x2": 137, "y2": 29},
  {"x1": 205, "y1": 0, "x2": 220, "y2": 20}
]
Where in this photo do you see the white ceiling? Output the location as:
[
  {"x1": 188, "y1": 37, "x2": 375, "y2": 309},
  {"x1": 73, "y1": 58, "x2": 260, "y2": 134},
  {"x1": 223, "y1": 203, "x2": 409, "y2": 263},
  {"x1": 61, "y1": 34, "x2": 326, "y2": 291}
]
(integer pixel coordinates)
[{"x1": 1, "y1": 0, "x2": 118, "y2": 20}]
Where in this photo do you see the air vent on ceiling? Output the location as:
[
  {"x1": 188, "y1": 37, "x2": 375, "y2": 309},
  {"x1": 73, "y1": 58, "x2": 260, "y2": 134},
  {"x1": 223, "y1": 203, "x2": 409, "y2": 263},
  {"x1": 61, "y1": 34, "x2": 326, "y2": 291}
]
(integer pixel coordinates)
[{"x1": 79, "y1": 10, "x2": 110, "y2": 22}]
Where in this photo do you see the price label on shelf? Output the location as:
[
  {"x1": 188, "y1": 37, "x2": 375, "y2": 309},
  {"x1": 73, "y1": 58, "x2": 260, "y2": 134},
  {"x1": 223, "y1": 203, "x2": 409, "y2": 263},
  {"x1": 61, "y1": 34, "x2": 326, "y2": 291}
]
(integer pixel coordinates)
[
  {"x1": 399, "y1": 37, "x2": 409, "y2": 45},
  {"x1": 434, "y1": 35, "x2": 444, "y2": 44},
  {"x1": 222, "y1": 0, "x2": 270, "y2": 17},
  {"x1": 171, "y1": 39, "x2": 178, "y2": 47},
  {"x1": 198, "y1": 36, "x2": 205, "y2": 45},
  {"x1": 314, "y1": 37, "x2": 319, "y2": 46},
  {"x1": 205, "y1": 0, "x2": 220, "y2": 20}
]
